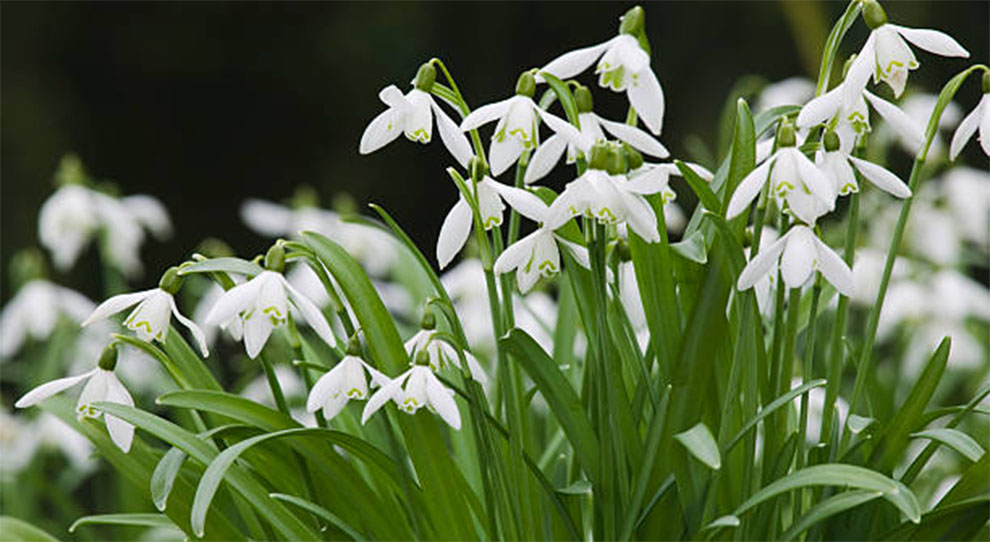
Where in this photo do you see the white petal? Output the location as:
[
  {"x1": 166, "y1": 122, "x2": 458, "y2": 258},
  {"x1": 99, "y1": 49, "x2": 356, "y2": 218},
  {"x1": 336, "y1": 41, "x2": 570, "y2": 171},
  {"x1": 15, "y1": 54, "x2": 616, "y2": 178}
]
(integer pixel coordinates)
[
  {"x1": 796, "y1": 86, "x2": 842, "y2": 128},
  {"x1": 737, "y1": 231, "x2": 789, "y2": 290},
  {"x1": 843, "y1": 34, "x2": 877, "y2": 107},
  {"x1": 463, "y1": 351, "x2": 489, "y2": 388},
  {"x1": 359, "y1": 109, "x2": 403, "y2": 154},
  {"x1": 307, "y1": 369, "x2": 338, "y2": 413},
  {"x1": 780, "y1": 227, "x2": 816, "y2": 289},
  {"x1": 321, "y1": 395, "x2": 350, "y2": 421},
  {"x1": 949, "y1": 100, "x2": 982, "y2": 160},
  {"x1": 494, "y1": 232, "x2": 537, "y2": 274},
  {"x1": 243, "y1": 313, "x2": 274, "y2": 359},
  {"x1": 792, "y1": 149, "x2": 836, "y2": 209},
  {"x1": 517, "y1": 264, "x2": 541, "y2": 293},
  {"x1": 864, "y1": 91, "x2": 925, "y2": 153},
  {"x1": 281, "y1": 276, "x2": 335, "y2": 347},
  {"x1": 437, "y1": 198, "x2": 473, "y2": 269},
  {"x1": 535, "y1": 108, "x2": 582, "y2": 143},
  {"x1": 890, "y1": 24, "x2": 969, "y2": 58},
  {"x1": 848, "y1": 156, "x2": 911, "y2": 198},
  {"x1": 239, "y1": 199, "x2": 295, "y2": 237},
  {"x1": 431, "y1": 99, "x2": 473, "y2": 168},
  {"x1": 596, "y1": 115, "x2": 669, "y2": 158},
  {"x1": 811, "y1": 235, "x2": 854, "y2": 297},
  {"x1": 460, "y1": 98, "x2": 512, "y2": 131},
  {"x1": 426, "y1": 373, "x2": 460, "y2": 430},
  {"x1": 524, "y1": 134, "x2": 567, "y2": 185},
  {"x1": 624, "y1": 165, "x2": 671, "y2": 194},
  {"x1": 121, "y1": 195, "x2": 172, "y2": 240},
  {"x1": 169, "y1": 297, "x2": 210, "y2": 357},
  {"x1": 15, "y1": 370, "x2": 96, "y2": 408},
  {"x1": 627, "y1": 69, "x2": 665, "y2": 135},
  {"x1": 378, "y1": 85, "x2": 406, "y2": 108},
  {"x1": 82, "y1": 289, "x2": 156, "y2": 327},
  {"x1": 981, "y1": 98, "x2": 990, "y2": 156},
  {"x1": 205, "y1": 278, "x2": 262, "y2": 326},
  {"x1": 490, "y1": 183, "x2": 549, "y2": 223},
  {"x1": 361, "y1": 372, "x2": 408, "y2": 424},
  {"x1": 619, "y1": 191, "x2": 660, "y2": 243},
  {"x1": 489, "y1": 136, "x2": 525, "y2": 177},
  {"x1": 103, "y1": 373, "x2": 135, "y2": 452},
  {"x1": 555, "y1": 235, "x2": 591, "y2": 269},
  {"x1": 726, "y1": 156, "x2": 775, "y2": 219},
  {"x1": 538, "y1": 39, "x2": 612, "y2": 81}
]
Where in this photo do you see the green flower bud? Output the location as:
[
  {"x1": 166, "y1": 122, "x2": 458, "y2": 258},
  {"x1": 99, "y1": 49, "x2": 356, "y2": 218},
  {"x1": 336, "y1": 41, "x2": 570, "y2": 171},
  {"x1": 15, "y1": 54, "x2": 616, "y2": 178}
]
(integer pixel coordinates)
[
  {"x1": 9, "y1": 248, "x2": 47, "y2": 288},
  {"x1": 195, "y1": 238, "x2": 234, "y2": 259},
  {"x1": 158, "y1": 266, "x2": 183, "y2": 295},
  {"x1": 420, "y1": 310, "x2": 436, "y2": 331},
  {"x1": 469, "y1": 155, "x2": 488, "y2": 181},
  {"x1": 983, "y1": 71, "x2": 990, "y2": 94},
  {"x1": 414, "y1": 62, "x2": 436, "y2": 92},
  {"x1": 776, "y1": 119, "x2": 797, "y2": 148},
  {"x1": 98, "y1": 343, "x2": 118, "y2": 371},
  {"x1": 346, "y1": 334, "x2": 363, "y2": 357},
  {"x1": 605, "y1": 144, "x2": 627, "y2": 175},
  {"x1": 292, "y1": 185, "x2": 319, "y2": 208},
  {"x1": 623, "y1": 143, "x2": 644, "y2": 171},
  {"x1": 619, "y1": 6, "x2": 645, "y2": 36},
  {"x1": 575, "y1": 85, "x2": 594, "y2": 113},
  {"x1": 863, "y1": 0, "x2": 887, "y2": 30},
  {"x1": 331, "y1": 193, "x2": 357, "y2": 215},
  {"x1": 54, "y1": 153, "x2": 86, "y2": 186},
  {"x1": 823, "y1": 131, "x2": 841, "y2": 152},
  {"x1": 515, "y1": 72, "x2": 536, "y2": 98},
  {"x1": 414, "y1": 349, "x2": 431, "y2": 366},
  {"x1": 589, "y1": 142, "x2": 611, "y2": 170},
  {"x1": 264, "y1": 244, "x2": 286, "y2": 273}
]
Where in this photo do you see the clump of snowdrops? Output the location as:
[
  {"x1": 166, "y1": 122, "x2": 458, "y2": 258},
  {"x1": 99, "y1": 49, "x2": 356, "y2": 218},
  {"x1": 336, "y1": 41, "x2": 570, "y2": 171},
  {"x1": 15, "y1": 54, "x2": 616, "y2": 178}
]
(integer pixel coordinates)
[{"x1": 3, "y1": 2, "x2": 989, "y2": 541}]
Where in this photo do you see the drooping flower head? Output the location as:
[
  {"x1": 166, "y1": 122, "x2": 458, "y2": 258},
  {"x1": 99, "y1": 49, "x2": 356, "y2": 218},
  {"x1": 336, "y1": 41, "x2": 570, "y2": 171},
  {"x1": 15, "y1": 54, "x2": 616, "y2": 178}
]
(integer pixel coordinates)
[
  {"x1": 437, "y1": 160, "x2": 507, "y2": 269},
  {"x1": 737, "y1": 225, "x2": 853, "y2": 296},
  {"x1": 361, "y1": 352, "x2": 461, "y2": 430},
  {"x1": 815, "y1": 131, "x2": 911, "y2": 199},
  {"x1": 949, "y1": 71, "x2": 990, "y2": 160},
  {"x1": 306, "y1": 335, "x2": 389, "y2": 421}
]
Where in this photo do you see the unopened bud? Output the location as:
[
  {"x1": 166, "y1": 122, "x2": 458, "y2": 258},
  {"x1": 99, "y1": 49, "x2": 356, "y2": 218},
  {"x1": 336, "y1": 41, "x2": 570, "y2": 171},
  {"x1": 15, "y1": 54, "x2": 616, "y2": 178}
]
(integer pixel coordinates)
[
  {"x1": 292, "y1": 185, "x2": 319, "y2": 208},
  {"x1": 619, "y1": 6, "x2": 645, "y2": 35},
  {"x1": 515, "y1": 72, "x2": 536, "y2": 98},
  {"x1": 863, "y1": 0, "x2": 887, "y2": 30},
  {"x1": 575, "y1": 85, "x2": 594, "y2": 113},
  {"x1": 414, "y1": 63, "x2": 436, "y2": 92},
  {"x1": 55, "y1": 153, "x2": 86, "y2": 186},
  {"x1": 823, "y1": 131, "x2": 841, "y2": 152},
  {"x1": 98, "y1": 344, "x2": 118, "y2": 371},
  {"x1": 777, "y1": 119, "x2": 797, "y2": 148},
  {"x1": 158, "y1": 267, "x2": 183, "y2": 295},
  {"x1": 196, "y1": 238, "x2": 234, "y2": 259},
  {"x1": 420, "y1": 310, "x2": 436, "y2": 331},
  {"x1": 9, "y1": 248, "x2": 46, "y2": 288},
  {"x1": 264, "y1": 244, "x2": 286, "y2": 273}
]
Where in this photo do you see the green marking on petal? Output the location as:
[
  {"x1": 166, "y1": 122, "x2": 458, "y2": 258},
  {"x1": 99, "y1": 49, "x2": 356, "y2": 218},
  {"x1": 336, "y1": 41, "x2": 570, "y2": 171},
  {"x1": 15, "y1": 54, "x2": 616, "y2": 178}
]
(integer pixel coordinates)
[
  {"x1": 130, "y1": 320, "x2": 154, "y2": 334},
  {"x1": 347, "y1": 388, "x2": 364, "y2": 399},
  {"x1": 775, "y1": 181, "x2": 796, "y2": 194}
]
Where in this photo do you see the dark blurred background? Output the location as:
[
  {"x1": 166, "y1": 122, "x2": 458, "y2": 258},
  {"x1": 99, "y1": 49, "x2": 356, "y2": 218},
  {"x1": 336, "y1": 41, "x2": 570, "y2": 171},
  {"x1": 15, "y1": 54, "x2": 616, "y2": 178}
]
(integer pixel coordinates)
[{"x1": 3, "y1": 1, "x2": 987, "y2": 299}]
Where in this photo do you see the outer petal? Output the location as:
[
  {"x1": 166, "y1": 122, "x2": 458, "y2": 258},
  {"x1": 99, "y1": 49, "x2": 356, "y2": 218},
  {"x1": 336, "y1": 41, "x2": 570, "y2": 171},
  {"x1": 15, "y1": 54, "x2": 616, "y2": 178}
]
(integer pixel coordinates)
[
  {"x1": 538, "y1": 40, "x2": 612, "y2": 81},
  {"x1": 307, "y1": 368, "x2": 338, "y2": 413},
  {"x1": 890, "y1": 24, "x2": 969, "y2": 58},
  {"x1": 848, "y1": 156, "x2": 911, "y2": 198},
  {"x1": 15, "y1": 370, "x2": 96, "y2": 408},
  {"x1": 796, "y1": 86, "x2": 843, "y2": 128},
  {"x1": 359, "y1": 109, "x2": 403, "y2": 154},
  {"x1": 517, "y1": 264, "x2": 541, "y2": 293},
  {"x1": 459, "y1": 98, "x2": 512, "y2": 131},
  {"x1": 524, "y1": 134, "x2": 567, "y2": 185},
  {"x1": 490, "y1": 183, "x2": 549, "y2": 223},
  {"x1": 737, "y1": 230, "x2": 790, "y2": 291},
  {"x1": 596, "y1": 116, "x2": 669, "y2": 158},
  {"x1": 780, "y1": 227, "x2": 816, "y2": 289},
  {"x1": 624, "y1": 164, "x2": 672, "y2": 194},
  {"x1": 463, "y1": 351, "x2": 489, "y2": 388},
  {"x1": 981, "y1": 97, "x2": 990, "y2": 156},
  {"x1": 239, "y1": 199, "x2": 295, "y2": 237},
  {"x1": 792, "y1": 149, "x2": 836, "y2": 209},
  {"x1": 555, "y1": 236, "x2": 591, "y2": 269},
  {"x1": 864, "y1": 91, "x2": 925, "y2": 153},
  {"x1": 811, "y1": 235, "x2": 854, "y2": 297},
  {"x1": 378, "y1": 85, "x2": 406, "y2": 108},
  {"x1": 437, "y1": 198, "x2": 473, "y2": 269},
  {"x1": 494, "y1": 233, "x2": 537, "y2": 274},
  {"x1": 361, "y1": 371, "x2": 409, "y2": 424},
  {"x1": 627, "y1": 69, "x2": 665, "y2": 135},
  {"x1": 949, "y1": 100, "x2": 982, "y2": 160},
  {"x1": 281, "y1": 276, "x2": 335, "y2": 347},
  {"x1": 169, "y1": 297, "x2": 210, "y2": 357},
  {"x1": 536, "y1": 108, "x2": 582, "y2": 143},
  {"x1": 82, "y1": 289, "x2": 156, "y2": 327},
  {"x1": 619, "y1": 191, "x2": 660, "y2": 243},
  {"x1": 843, "y1": 34, "x2": 877, "y2": 107},
  {"x1": 431, "y1": 99, "x2": 473, "y2": 168},
  {"x1": 243, "y1": 313, "x2": 274, "y2": 359},
  {"x1": 103, "y1": 373, "x2": 135, "y2": 453},
  {"x1": 121, "y1": 195, "x2": 172, "y2": 240},
  {"x1": 726, "y1": 155, "x2": 776, "y2": 219},
  {"x1": 426, "y1": 374, "x2": 461, "y2": 430},
  {"x1": 489, "y1": 136, "x2": 524, "y2": 177},
  {"x1": 205, "y1": 278, "x2": 263, "y2": 326}
]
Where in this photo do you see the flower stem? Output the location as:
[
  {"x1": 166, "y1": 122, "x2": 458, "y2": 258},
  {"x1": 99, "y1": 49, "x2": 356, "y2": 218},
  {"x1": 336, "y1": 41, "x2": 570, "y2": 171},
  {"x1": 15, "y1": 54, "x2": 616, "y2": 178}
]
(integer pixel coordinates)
[
  {"x1": 258, "y1": 352, "x2": 291, "y2": 417},
  {"x1": 430, "y1": 58, "x2": 488, "y2": 167}
]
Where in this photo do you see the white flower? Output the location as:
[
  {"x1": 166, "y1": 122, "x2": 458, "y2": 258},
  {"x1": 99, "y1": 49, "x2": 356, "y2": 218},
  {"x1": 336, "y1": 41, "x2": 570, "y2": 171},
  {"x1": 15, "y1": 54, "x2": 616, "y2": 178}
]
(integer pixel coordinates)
[
  {"x1": 83, "y1": 288, "x2": 209, "y2": 357},
  {"x1": 737, "y1": 225, "x2": 853, "y2": 295},
  {"x1": 204, "y1": 270, "x2": 335, "y2": 358},
  {"x1": 404, "y1": 329, "x2": 488, "y2": 387},
  {"x1": 460, "y1": 94, "x2": 584, "y2": 176},
  {"x1": 550, "y1": 168, "x2": 665, "y2": 242},
  {"x1": 0, "y1": 410, "x2": 40, "y2": 479},
  {"x1": 845, "y1": 16, "x2": 968, "y2": 100},
  {"x1": 726, "y1": 147, "x2": 836, "y2": 225},
  {"x1": 540, "y1": 35, "x2": 665, "y2": 134},
  {"x1": 359, "y1": 85, "x2": 473, "y2": 168},
  {"x1": 437, "y1": 176, "x2": 506, "y2": 269},
  {"x1": 0, "y1": 280, "x2": 95, "y2": 359},
  {"x1": 755, "y1": 77, "x2": 815, "y2": 113},
  {"x1": 15, "y1": 367, "x2": 135, "y2": 453},
  {"x1": 38, "y1": 185, "x2": 100, "y2": 271},
  {"x1": 524, "y1": 112, "x2": 668, "y2": 185},
  {"x1": 306, "y1": 354, "x2": 388, "y2": 421},
  {"x1": 942, "y1": 167, "x2": 990, "y2": 247},
  {"x1": 950, "y1": 92, "x2": 990, "y2": 160},
  {"x1": 815, "y1": 148, "x2": 911, "y2": 198},
  {"x1": 361, "y1": 365, "x2": 461, "y2": 430}
]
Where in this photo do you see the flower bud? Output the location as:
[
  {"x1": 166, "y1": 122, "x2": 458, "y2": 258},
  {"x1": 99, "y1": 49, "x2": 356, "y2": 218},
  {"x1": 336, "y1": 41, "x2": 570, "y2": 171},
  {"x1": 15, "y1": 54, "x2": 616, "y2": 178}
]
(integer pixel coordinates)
[
  {"x1": 622, "y1": 143, "x2": 644, "y2": 171},
  {"x1": 98, "y1": 343, "x2": 118, "y2": 371},
  {"x1": 292, "y1": 185, "x2": 319, "y2": 208},
  {"x1": 420, "y1": 310, "x2": 436, "y2": 331},
  {"x1": 332, "y1": 193, "x2": 357, "y2": 215},
  {"x1": 823, "y1": 131, "x2": 841, "y2": 152},
  {"x1": 863, "y1": 0, "x2": 887, "y2": 30},
  {"x1": 346, "y1": 334, "x2": 363, "y2": 357},
  {"x1": 619, "y1": 6, "x2": 645, "y2": 36},
  {"x1": 983, "y1": 71, "x2": 990, "y2": 94},
  {"x1": 588, "y1": 142, "x2": 611, "y2": 171},
  {"x1": 414, "y1": 63, "x2": 436, "y2": 92},
  {"x1": 776, "y1": 119, "x2": 797, "y2": 148},
  {"x1": 196, "y1": 238, "x2": 234, "y2": 258},
  {"x1": 605, "y1": 144, "x2": 627, "y2": 175},
  {"x1": 515, "y1": 72, "x2": 536, "y2": 98},
  {"x1": 264, "y1": 244, "x2": 286, "y2": 273},
  {"x1": 468, "y1": 156, "x2": 488, "y2": 181},
  {"x1": 9, "y1": 248, "x2": 47, "y2": 288},
  {"x1": 158, "y1": 266, "x2": 183, "y2": 295},
  {"x1": 575, "y1": 85, "x2": 594, "y2": 113},
  {"x1": 414, "y1": 349, "x2": 431, "y2": 366},
  {"x1": 54, "y1": 153, "x2": 86, "y2": 186}
]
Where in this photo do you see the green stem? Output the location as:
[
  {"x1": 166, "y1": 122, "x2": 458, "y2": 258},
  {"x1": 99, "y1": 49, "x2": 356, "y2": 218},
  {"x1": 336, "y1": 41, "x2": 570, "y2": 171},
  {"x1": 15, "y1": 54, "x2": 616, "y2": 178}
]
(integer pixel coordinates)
[
  {"x1": 794, "y1": 279, "x2": 822, "y2": 519},
  {"x1": 430, "y1": 58, "x2": 488, "y2": 166},
  {"x1": 258, "y1": 352, "x2": 290, "y2": 416}
]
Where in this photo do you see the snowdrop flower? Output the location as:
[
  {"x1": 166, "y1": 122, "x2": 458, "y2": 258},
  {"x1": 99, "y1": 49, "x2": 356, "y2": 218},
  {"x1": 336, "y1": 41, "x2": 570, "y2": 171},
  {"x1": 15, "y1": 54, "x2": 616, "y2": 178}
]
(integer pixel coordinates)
[
  {"x1": 942, "y1": 167, "x2": 990, "y2": 247},
  {"x1": 361, "y1": 361, "x2": 461, "y2": 430},
  {"x1": 949, "y1": 73, "x2": 990, "y2": 160},
  {"x1": 1, "y1": 279, "x2": 94, "y2": 359},
  {"x1": 844, "y1": 0, "x2": 969, "y2": 101},
  {"x1": 404, "y1": 312, "x2": 488, "y2": 387},
  {"x1": 360, "y1": 63, "x2": 473, "y2": 168},
  {"x1": 205, "y1": 246, "x2": 335, "y2": 358},
  {"x1": 737, "y1": 225, "x2": 853, "y2": 296},
  {"x1": 460, "y1": 72, "x2": 584, "y2": 176},
  {"x1": 816, "y1": 131, "x2": 911, "y2": 198},
  {"x1": 524, "y1": 85, "x2": 668, "y2": 184},
  {"x1": 755, "y1": 77, "x2": 815, "y2": 113},
  {"x1": 0, "y1": 410, "x2": 40, "y2": 479},
  {"x1": 437, "y1": 173, "x2": 506, "y2": 269},
  {"x1": 38, "y1": 184, "x2": 100, "y2": 272},
  {"x1": 306, "y1": 337, "x2": 388, "y2": 421},
  {"x1": 82, "y1": 267, "x2": 209, "y2": 357},
  {"x1": 493, "y1": 184, "x2": 590, "y2": 293},
  {"x1": 15, "y1": 345, "x2": 135, "y2": 453},
  {"x1": 726, "y1": 122, "x2": 836, "y2": 225},
  {"x1": 539, "y1": 7, "x2": 664, "y2": 135}
]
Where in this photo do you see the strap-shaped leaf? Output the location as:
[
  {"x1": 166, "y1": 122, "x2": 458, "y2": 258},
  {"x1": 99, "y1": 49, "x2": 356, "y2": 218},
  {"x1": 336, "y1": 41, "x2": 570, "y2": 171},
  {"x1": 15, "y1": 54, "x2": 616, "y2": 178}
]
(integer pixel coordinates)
[
  {"x1": 151, "y1": 447, "x2": 188, "y2": 511},
  {"x1": 0, "y1": 517, "x2": 58, "y2": 542},
  {"x1": 675, "y1": 422, "x2": 721, "y2": 470},
  {"x1": 910, "y1": 428, "x2": 985, "y2": 462},
  {"x1": 70, "y1": 513, "x2": 177, "y2": 533},
  {"x1": 270, "y1": 493, "x2": 367, "y2": 542},
  {"x1": 779, "y1": 490, "x2": 883, "y2": 541},
  {"x1": 178, "y1": 257, "x2": 264, "y2": 278}
]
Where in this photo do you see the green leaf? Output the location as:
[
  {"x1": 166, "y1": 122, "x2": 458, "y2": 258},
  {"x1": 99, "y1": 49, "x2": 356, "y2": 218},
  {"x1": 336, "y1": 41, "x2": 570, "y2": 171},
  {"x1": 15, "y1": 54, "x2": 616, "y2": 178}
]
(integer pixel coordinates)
[
  {"x1": 705, "y1": 515, "x2": 741, "y2": 529},
  {"x1": 539, "y1": 72, "x2": 580, "y2": 127},
  {"x1": 881, "y1": 495, "x2": 990, "y2": 541},
  {"x1": 723, "y1": 98, "x2": 755, "y2": 210},
  {"x1": 151, "y1": 447, "x2": 188, "y2": 512},
  {"x1": 270, "y1": 493, "x2": 367, "y2": 542},
  {"x1": 178, "y1": 257, "x2": 264, "y2": 278},
  {"x1": 500, "y1": 328, "x2": 600, "y2": 482},
  {"x1": 675, "y1": 160, "x2": 720, "y2": 214},
  {"x1": 910, "y1": 428, "x2": 985, "y2": 462},
  {"x1": 0, "y1": 516, "x2": 59, "y2": 541},
  {"x1": 724, "y1": 379, "x2": 827, "y2": 453},
  {"x1": 779, "y1": 490, "x2": 883, "y2": 541},
  {"x1": 675, "y1": 422, "x2": 721, "y2": 470},
  {"x1": 815, "y1": 0, "x2": 862, "y2": 94},
  {"x1": 733, "y1": 464, "x2": 921, "y2": 524},
  {"x1": 70, "y1": 514, "x2": 177, "y2": 533},
  {"x1": 670, "y1": 230, "x2": 707, "y2": 264}
]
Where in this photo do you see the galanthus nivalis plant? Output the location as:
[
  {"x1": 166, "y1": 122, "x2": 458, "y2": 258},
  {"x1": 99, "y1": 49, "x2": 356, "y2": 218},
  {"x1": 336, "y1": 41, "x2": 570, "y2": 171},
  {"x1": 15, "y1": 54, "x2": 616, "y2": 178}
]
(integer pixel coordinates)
[{"x1": 2, "y1": 3, "x2": 987, "y2": 541}]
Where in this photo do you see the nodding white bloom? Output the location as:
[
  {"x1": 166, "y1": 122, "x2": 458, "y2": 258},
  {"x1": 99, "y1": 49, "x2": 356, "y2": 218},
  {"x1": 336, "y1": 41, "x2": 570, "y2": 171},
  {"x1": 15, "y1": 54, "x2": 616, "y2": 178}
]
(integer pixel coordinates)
[
  {"x1": 205, "y1": 269, "x2": 334, "y2": 358},
  {"x1": 460, "y1": 73, "x2": 584, "y2": 176},
  {"x1": 550, "y1": 168, "x2": 664, "y2": 243},
  {"x1": 539, "y1": 11, "x2": 664, "y2": 135},
  {"x1": 726, "y1": 144, "x2": 836, "y2": 225},
  {"x1": 950, "y1": 87, "x2": 990, "y2": 160},
  {"x1": 82, "y1": 269, "x2": 209, "y2": 357},
  {"x1": 845, "y1": 2, "x2": 968, "y2": 101},
  {"x1": 492, "y1": 185, "x2": 590, "y2": 292},
  {"x1": 755, "y1": 77, "x2": 815, "y2": 113},
  {"x1": 737, "y1": 225, "x2": 853, "y2": 296},
  {"x1": 437, "y1": 176, "x2": 506, "y2": 269},
  {"x1": 359, "y1": 64, "x2": 473, "y2": 169},
  {"x1": 404, "y1": 328, "x2": 489, "y2": 387},
  {"x1": 306, "y1": 347, "x2": 388, "y2": 421},
  {"x1": 361, "y1": 365, "x2": 461, "y2": 430},
  {"x1": 0, "y1": 280, "x2": 95, "y2": 359},
  {"x1": 815, "y1": 136, "x2": 911, "y2": 198},
  {"x1": 16, "y1": 346, "x2": 135, "y2": 453}
]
